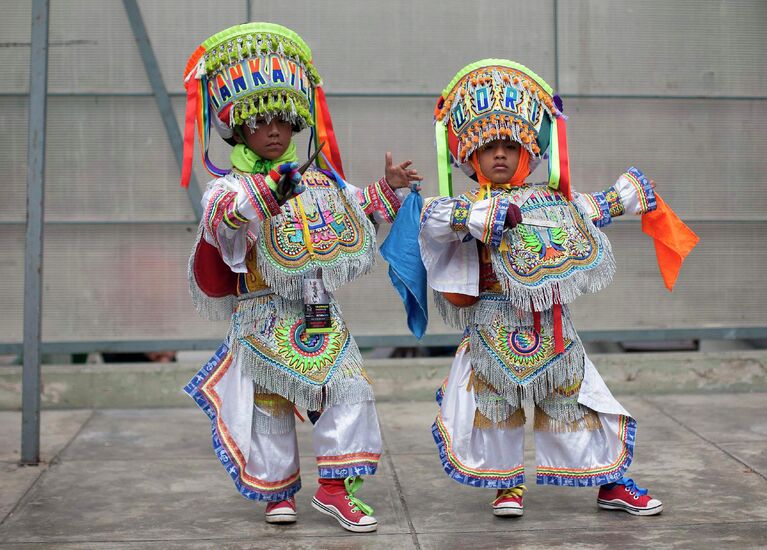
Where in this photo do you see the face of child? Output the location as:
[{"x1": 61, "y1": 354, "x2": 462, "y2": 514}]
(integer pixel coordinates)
[
  {"x1": 237, "y1": 118, "x2": 293, "y2": 159},
  {"x1": 477, "y1": 139, "x2": 521, "y2": 184}
]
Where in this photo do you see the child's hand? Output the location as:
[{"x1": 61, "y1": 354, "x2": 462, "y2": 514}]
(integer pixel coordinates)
[
  {"x1": 384, "y1": 152, "x2": 423, "y2": 189},
  {"x1": 505, "y1": 204, "x2": 523, "y2": 229},
  {"x1": 267, "y1": 162, "x2": 305, "y2": 204}
]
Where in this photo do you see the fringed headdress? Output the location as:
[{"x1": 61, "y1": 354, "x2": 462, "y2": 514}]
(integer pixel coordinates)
[
  {"x1": 180, "y1": 22, "x2": 345, "y2": 187},
  {"x1": 434, "y1": 59, "x2": 571, "y2": 200}
]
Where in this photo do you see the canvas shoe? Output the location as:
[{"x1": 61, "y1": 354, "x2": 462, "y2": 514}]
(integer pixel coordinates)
[
  {"x1": 598, "y1": 477, "x2": 663, "y2": 516},
  {"x1": 311, "y1": 477, "x2": 378, "y2": 533},
  {"x1": 265, "y1": 497, "x2": 297, "y2": 524},
  {"x1": 492, "y1": 485, "x2": 526, "y2": 517}
]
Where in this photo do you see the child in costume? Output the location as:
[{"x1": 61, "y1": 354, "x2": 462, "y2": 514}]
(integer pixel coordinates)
[
  {"x1": 180, "y1": 23, "x2": 421, "y2": 533},
  {"x1": 417, "y1": 59, "x2": 697, "y2": 517}
]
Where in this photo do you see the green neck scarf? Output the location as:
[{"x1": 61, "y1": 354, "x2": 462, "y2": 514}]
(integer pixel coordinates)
[{"x1": 230, "y1": 141, "x2": 298, "y2": 175}]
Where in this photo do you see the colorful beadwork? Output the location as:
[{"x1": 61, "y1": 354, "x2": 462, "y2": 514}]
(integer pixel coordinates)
[
  {"x1": 494, "y1": 187, "x2": 604, "y2": 288},
  {"x1": 450, "y1": 199, "x2": 471, "y2": 232},
  {"x1": 435, "y1": 61, "x2": 559, "y2": 164},
  {"x1": 476, "y1": 322, "x2": 574, "y2": 386},
  {"x1": 258, "y1": 170, "x2": 372, "y2": 274},
  {"x1": 604, "y1": 186, "x2": 625, "y2": 218},
  {"x1": 240, "y1": 313, "x2": 349, "y2": 386}
]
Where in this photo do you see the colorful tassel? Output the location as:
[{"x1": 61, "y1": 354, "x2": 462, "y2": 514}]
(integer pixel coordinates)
[
  {"x1": 314, "y1": 86, "x2": 346, "y2": 181},
  {"x1": 547, "y1": 117, "x2": 560, "y2": 191},
  {"x1": 181, "y1": 76, "x2": 199, "y2": 188},
  {"x1": 554, "y1": 116, "x2": 571, "y2": 200},
  {"x1": 435, "y1": 120, "x2": 453, "y2": 197}
]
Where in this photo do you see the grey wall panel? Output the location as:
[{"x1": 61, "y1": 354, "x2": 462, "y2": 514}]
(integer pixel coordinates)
[
  {"x1": 0, "y1": 227, "x2": 24, "y2": 343},
  {"x1": 0, "y1": 1, "x2": 31, "y2": 93},
  {"x1": 558, "y1": 0, "x2": 767, "y2": 97},
  {"x1": 47, "y1": 0, "x2": 149, "y2": 93},
  {"x1": 1, "y1": 97, "x2": 195, "y2": 223},
  {"x1": 564, "y1": 98, "x2": 767, "y2": 221},
  {"x1": 137, "y1": 0, "x2": 246, "y2": 93},
  {"x1": 2, "y1": 220, "x2": 761, "y2": 343},
  {"x1": 0, "y1": 97, "x2": 29, "y2": 223},
  {"x1": 571, "y1": 221, "x2": 767, "y2": 330},
  {"x1": 35, "y1": 225, "x2": 225, "y2": 343},
  {"x1": 244, "y1": 0, "x2": 555, "y2": 95}
]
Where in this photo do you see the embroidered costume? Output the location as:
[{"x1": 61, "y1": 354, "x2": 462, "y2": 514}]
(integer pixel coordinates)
[
  {"x1": 414, "y1": 60, "x2": 696, "y2": 513},
  {"x1": 179, "y1": 24, "x2": 405, "y2": 525}
]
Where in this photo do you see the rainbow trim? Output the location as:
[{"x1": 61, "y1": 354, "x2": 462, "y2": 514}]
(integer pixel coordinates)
[
  {"x1": 239, "y1": 172, "x2": 282, "y2": 221},
  {"x1": 583, "y1": 191, "x2": 612, "y2": 228},
  {"x1": 625, "y1": 167, "x2": 657, "y2": 214},
  {"x1": 203, "y1": 188, "x2": 236, "y2": 245},
  {"x1": 432, "y1": 414, "x2": 525, "y2": 489},
  {"x1": 359, "y1": 178, "x2": 401, "y2": 223},
  {"x1": 317, "y1": 451, "x2": 381, "y2": 478},
  {"x1": 481, "y1": 196, "x2": 509, "y2": 247},
  {"x1": 536, "y1": 414, "x2": 636, "y2": 487},
  {"x1": 183, "y1": 344, "x2": 302, "y2": 501}
]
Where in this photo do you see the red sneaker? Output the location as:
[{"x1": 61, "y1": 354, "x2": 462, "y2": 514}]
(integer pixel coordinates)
[
  {"x1": 265, "y1": 497, "x2": 297, "y2": 524},
  {"x1": 311, "y1": 477, "x2": 378, "y2": 533},
  {"x1": 598, "y1": 478, "x2": 663, "y2": 516},
  {"x1": 492, "y1": 485, "x2": 526, "y2": 517}
]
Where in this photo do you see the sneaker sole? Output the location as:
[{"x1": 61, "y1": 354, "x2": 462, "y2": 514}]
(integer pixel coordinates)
[
  {"x1": 311, "y1": 498, "x2": 378, "y2": 533},
  {"x1": 265, "y1": 512, "x2": 297, "y2": 524},
  {"x1": 493, "y1": 506, "x2": 524, "y2": 517},
  {"x1": 598, "y1": 498, "x2": 663, "y2": 516}
]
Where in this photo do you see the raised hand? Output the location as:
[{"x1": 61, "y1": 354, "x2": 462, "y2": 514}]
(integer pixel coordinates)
[
  {"x1": 505, "y1": 203, "x2": 523, "y2": 229},
  {"x1": 384, "y1": 152, "x2": 423, "y2": 189}
]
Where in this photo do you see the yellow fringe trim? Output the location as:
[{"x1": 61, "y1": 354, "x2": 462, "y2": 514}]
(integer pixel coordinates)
[
  {"x1": 253, "y1": 392, "x2": 294, "y2": 417},
  {"x1": 474, "y1": 407, "x2": 526, "y2": 430},
  {"x1": 533, "y1": 406, "x2": 603, "y2": 433},
  {"x1": 359, "y1": 368, "x2": 373, "y2": 386}
]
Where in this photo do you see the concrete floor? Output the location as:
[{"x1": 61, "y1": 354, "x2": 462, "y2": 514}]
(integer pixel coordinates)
[{"x1": 1, "y1": 393, "x2": 767, "y2": 549}]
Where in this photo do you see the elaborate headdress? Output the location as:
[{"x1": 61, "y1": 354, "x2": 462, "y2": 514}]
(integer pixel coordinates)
[
  {"x1": 434, "y1": 59, "x2": 571, "y2": 199},
  {"x1": 180, "y1": 23, "x2": 345, "y2": 187}
]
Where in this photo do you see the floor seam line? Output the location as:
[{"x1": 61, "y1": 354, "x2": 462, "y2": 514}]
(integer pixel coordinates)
[
  {"x1": 639, "y1": 396, "x2": 767, "y2": 482},
  {"x1": 380, "y1": 429, "x2": 422, "y2": 550},
  {"x1": 0, "y1": 409, "x2": 97, "y2": 527}
]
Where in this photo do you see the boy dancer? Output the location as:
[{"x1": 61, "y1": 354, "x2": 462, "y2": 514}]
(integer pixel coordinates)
[
  {"x1": 181, "y1": 23, "x2": 421, "y2": 532},
  {"x1": 419, "y1": 59, "x2": 695, "y2": 517}
]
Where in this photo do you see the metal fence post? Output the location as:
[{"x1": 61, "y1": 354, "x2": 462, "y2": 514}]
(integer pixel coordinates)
[
  {"x1": 22, "y1": 0, "x2": 50, "y2": 466},
  {"x1": 122, "y1": 0, "x2": 203, "y2": 221}
]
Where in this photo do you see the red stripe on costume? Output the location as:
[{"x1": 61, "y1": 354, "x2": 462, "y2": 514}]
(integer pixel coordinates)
[
  {"x1": 555, "y1": 117, "x2": 571, "y2": 201},
  {"x1": 315, "y1": 86, "x2": 346, "y2": 180},
  {"x1": 181, "y1": 77, "x2": 199, "y2": 187}
]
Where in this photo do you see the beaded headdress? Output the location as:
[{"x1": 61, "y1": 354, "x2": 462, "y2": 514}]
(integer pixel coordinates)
[
  {"x1": 434, "y1": 59, "x2": 571, "y2": 199},
  {"x1": 180, "y1": 23, "x2": 344, "y2": 186}
]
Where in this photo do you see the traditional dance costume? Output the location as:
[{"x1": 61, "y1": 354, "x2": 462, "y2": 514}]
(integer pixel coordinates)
[
  {"x1": 415, "y1": 60, "x2": 696, "y2": 516},
  {"x1": 180, "y1": 23, "x2": 405, "y2": 531}
]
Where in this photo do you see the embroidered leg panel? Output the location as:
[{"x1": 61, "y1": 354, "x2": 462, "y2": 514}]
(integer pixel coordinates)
[
  {"x1": 432, "y1": 346, "x2": 525, "y2": 489},
  {"x1": 313, "y1": 400, "x2": 383, "y2": 478},
  {"x1": 534, "y1": 388, "x2": 636, "y2": 487},
  {"x1": 244, "y1": 391, "x2": 302, "y2": 500}
]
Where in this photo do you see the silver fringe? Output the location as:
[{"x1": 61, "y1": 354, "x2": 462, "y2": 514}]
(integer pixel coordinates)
[
  {"x1": 467, "y1": 329, "x2": 586, "y2": 420},
  {"x1": 252, "y1": 403, "x2": 296, "y2": 435},
  {"x1": 236, "y1": 345, "x2": 371, "y2": 411},
  {"x1": 536, "y1": 393, "x2": 590, "y2": 424},
  {"x1": 434, "y1": 291, "x2": 580, "y2": 340},
  {"x1": 188, "y1": 224, "x2": 236, "y2": 321}
]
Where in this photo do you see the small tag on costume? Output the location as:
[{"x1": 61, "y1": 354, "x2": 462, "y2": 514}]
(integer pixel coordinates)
[{"x1": 303, "y1": 276, "x2": 332, "y2": 334}]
